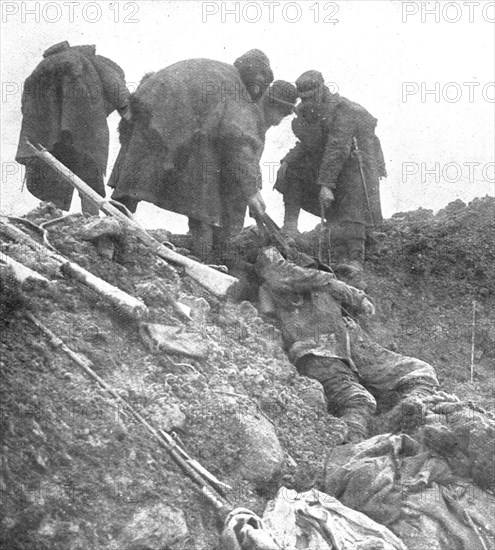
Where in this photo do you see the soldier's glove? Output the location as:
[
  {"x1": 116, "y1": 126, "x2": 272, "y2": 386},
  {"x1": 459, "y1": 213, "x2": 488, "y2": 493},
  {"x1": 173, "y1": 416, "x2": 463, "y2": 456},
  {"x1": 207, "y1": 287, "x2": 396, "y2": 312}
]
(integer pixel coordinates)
[
  {"x1": 248, "y1": 191, "x2": 266, "y2": 218},
  {"x1": 319, "y1": 186, "x2": 335, "y2": 209},
  {"x1": 361, "y1": 297, "x2": 375, "y2": 317}
]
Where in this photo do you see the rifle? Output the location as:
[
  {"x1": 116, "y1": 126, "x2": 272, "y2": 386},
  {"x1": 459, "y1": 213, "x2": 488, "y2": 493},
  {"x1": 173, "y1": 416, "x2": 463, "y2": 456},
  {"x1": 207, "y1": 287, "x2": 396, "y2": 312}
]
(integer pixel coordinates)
[
  {"x1": 27, "y1": 313, "x2": 283, "y2": 547},
  {"x1": 253, "y1": 211, "x2": 334, "y2": 274},
  {"x1": 352, "y1": 137, "x2": 375, "y2": 228},
  {"x1": 26, "y1": 311, "x2": 231, "y2": 512},
  {"x1": 25, "y1": 142, "x2": 238, "y2": 299},
  {"x1": 319, "y1": 204, "x2": 332, "y2": 267}
]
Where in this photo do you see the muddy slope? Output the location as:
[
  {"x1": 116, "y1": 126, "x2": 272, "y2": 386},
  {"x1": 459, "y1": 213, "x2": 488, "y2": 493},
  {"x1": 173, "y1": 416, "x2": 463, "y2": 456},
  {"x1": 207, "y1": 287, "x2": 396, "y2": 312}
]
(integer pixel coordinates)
[{"x1": 1, "y1": 196, "x2": 494, "y2": 549}]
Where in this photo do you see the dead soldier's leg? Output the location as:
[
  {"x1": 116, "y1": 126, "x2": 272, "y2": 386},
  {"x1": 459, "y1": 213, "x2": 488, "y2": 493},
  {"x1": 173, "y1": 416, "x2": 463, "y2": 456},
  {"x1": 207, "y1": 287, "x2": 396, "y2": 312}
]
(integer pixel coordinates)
[
  {"x1": 349, "y1": 322, "x2": 438, "y2": 431},
  {"x1": 296, "y1": 355, "x2": 376, "y2": 442},
  {"x1": 349, "y1": 323, "x2": 438, "y2": 399}
]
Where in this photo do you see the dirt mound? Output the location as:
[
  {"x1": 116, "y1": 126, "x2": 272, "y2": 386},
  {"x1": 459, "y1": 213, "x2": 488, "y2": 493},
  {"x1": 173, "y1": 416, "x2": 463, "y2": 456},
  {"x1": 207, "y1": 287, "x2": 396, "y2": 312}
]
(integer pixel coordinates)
[{"x1": 1, "y1": 197, "x2": 494, "y2": 549}]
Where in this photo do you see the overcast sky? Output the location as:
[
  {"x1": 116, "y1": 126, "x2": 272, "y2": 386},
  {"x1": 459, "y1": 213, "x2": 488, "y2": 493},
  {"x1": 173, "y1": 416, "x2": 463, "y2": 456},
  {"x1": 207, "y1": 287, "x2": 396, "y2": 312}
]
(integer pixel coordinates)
[{"x1": 1, "y1": 0, "x2": 494, "y2": 230}]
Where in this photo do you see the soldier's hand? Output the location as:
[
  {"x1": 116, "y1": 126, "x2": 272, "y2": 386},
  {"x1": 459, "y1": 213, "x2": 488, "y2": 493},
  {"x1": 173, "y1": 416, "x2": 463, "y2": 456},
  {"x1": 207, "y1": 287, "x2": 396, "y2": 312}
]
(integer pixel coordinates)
[
  {"x1": 319, "y1": 186, "x2": 334, "y2": 209},
  {"x1": 248, "y1": 191, "x2": 266, "y2": 218},
  {"x1": 361, "y1": 297, "x2": 375, "y2": 317}
]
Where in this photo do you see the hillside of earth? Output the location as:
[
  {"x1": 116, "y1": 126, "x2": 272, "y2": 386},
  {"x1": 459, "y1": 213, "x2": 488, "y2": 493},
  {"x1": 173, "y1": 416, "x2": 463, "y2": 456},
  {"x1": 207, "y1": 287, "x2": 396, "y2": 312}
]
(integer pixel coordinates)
[{"x1": 1, "y1": 196, "x2": 494, "y2": 549}]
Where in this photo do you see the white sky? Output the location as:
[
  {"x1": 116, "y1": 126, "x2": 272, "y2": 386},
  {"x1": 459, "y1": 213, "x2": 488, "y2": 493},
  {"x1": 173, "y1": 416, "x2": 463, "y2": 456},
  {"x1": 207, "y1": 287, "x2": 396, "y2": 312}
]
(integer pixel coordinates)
[{"x1": 1, "y1": 0, "x2": 494, "y2": 231}]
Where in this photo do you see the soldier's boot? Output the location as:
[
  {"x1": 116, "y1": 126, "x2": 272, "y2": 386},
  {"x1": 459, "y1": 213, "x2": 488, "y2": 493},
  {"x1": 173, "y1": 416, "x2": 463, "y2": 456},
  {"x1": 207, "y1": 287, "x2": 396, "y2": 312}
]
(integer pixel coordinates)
[
  {"x1": 320, "y1": 378, "x2": 376, "y2": 443},
  {"x1": 339, "y1": 410, "x2": 369, "y2": 442},
  {"x1": 391, "y1": 378, "x2": 438, "y2": 433},
  {"x1": 282, "y1": 201, "x2": 301, "y2": 235},
  {"x1": 339, "y1": 394, "x2": 377, "y2": 443},
  {"x1": 335, "y1": 223, "x2": 366, "y2": 276},
  {"x1": 111, "y1": 194, "x2": 139, "y2": 214},
  {"x1": 346, "y1": 237, "x2": 366, "y2": 273},
  {"x1": 80, "y1": 194, "x2": 100, "y2": 216}
]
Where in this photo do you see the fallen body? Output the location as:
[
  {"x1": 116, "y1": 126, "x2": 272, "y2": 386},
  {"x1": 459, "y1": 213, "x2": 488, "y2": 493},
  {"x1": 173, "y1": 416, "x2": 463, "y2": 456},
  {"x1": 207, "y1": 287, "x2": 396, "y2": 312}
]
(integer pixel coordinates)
[{"x1": 254, "y1": 245, "x2": 439, "y2": 441}]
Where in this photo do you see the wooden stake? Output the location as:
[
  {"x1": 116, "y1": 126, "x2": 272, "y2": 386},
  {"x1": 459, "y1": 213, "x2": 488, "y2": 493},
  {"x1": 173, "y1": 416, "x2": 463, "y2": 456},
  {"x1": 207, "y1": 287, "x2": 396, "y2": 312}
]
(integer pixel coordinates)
[
  {"x1": 25, "y1": 142, "x2": 239, "y2": 299},
  {"x1": 470, "y1": 300, "x2": 476, "y2": 384}
]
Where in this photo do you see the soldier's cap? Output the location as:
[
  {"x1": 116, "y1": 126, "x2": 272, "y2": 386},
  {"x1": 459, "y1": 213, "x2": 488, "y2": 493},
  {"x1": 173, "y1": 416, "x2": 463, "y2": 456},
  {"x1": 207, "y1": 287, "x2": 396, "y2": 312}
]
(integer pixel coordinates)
[
  {"x1": 43, "y1": 41, "x2": 70, "y2": 57},
  {"x1": 296, "y1": 70, "x2": 325, "y2": 98},
  {"x1": 267, "y1": 80, "x2": 298, "y2": 114},
  {"x1": 234, "y1": 49, "x2": 273, "y2": 81}
]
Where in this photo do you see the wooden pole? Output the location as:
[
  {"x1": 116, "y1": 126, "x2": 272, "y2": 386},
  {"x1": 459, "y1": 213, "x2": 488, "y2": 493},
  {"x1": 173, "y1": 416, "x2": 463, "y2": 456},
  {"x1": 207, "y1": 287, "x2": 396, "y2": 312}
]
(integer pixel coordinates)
[
  {"x1": 470, "y1": 300, "x2": 476, "y2": 384},
  {"x1": 1, "y1": 218, "x2": 148, "y2": 321},
  {"x1": 26, "y1": 142, "x2": 238, "y2": 299},
  {"x1": 25, "y1": 312, "x2": 230, "y2": 512}
]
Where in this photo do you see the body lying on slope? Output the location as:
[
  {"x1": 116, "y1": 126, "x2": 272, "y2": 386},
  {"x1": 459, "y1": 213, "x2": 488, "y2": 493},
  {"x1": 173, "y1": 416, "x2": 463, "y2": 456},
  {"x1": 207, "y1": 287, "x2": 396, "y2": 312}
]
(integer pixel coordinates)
[{"x1": 255, "y1": 246, "x2": 439, "y2": 442}]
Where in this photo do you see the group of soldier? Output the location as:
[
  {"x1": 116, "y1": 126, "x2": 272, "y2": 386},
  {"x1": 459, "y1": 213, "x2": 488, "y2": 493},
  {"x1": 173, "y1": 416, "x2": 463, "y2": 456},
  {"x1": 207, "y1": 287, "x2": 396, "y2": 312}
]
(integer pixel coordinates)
[{"x1": 16, "y1": 43, "x2": 439, "y2": 442}]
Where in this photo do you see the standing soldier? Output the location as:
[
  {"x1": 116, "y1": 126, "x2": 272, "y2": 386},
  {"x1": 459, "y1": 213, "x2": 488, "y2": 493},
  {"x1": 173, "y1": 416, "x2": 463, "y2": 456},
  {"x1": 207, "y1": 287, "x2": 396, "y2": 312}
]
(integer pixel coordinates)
[{"x1": 275, "y1": 70, "x2": 387, "y2": 273}]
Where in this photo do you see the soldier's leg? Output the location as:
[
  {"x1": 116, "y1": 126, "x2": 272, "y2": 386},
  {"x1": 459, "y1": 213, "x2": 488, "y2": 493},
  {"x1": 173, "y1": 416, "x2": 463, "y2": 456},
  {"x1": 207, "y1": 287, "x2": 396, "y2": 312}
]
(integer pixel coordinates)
[
  {"x1": 279, "y1": 166, "x2": 304, "y2": 234},
  {"x1": 75, "y1": 157, "x2": 106, "y2": 216},
  {"x1": 341, "y1": 222, "x2": 366, "y2": 272},
  {"x1": 349, "y1": 321, "x2": 438, "y2": 404},
  {"x1": 296, "y1": 354, "x2": 377, "y2": 442},
  {"x1": 188, "y1": 218, "x2": 215, "y2": 262},
  {"x1": 213, "y1": 200, "x2": 247, "y2": 266},
  {"x1": 283, "y1": 200, "x2": 301, "y2": 234},
  {"x1": 80, "y1": 195, "x2": 100, "y2": 216},
  {"x1": 111, "y1": 194, "x2": 139, "y2": 214}
]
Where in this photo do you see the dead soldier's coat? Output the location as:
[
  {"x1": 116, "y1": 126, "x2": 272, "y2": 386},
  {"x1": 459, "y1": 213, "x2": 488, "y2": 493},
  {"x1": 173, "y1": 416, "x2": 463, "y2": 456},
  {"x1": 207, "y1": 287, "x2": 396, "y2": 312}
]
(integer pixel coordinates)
[
  {"x1": 16, "y1": 42, "x2": 129, "y2": 209},
  {"x1": 275, "y1": 93, "x2": 386, "y2": 226},
  {"x1": 256, "y1": 247, "x2": 368, "y2": 364},
  {"x1": 109, "y1": 59, "x2": 267, "y2": 227}
]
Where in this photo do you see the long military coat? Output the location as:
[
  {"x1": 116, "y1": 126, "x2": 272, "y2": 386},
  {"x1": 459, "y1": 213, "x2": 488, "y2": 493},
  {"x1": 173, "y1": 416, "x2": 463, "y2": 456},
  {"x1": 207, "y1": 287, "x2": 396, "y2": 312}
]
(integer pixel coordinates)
[
  {"x1": 109, "y1": 59, "x2": 268, "y2": 228},
  {"x1": 16, "y1": 43, "x2": 129, "y2": 209},
  {"x1": 275, "y1": 93, "x2": 386, "y2": 226}
]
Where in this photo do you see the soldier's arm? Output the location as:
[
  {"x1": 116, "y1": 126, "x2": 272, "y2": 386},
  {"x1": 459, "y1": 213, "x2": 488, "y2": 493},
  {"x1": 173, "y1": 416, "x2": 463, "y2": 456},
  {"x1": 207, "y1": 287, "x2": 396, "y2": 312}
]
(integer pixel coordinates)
[
  {"x1": 326, "y1": 279, "x2": 373, "y2": 314},
  {"x1": 318, "y1": 106, "x2": 356, "y2": 188},
  {"x1": 220, "y1": 103, "x2": 265, "y2": 200},
  {"x1": 256, "y1": 247, "x2": 337, "y2": 293},
  {"x1": 93, "y1": 55, "x2": 130, "y2": 116},
  {"x1": 257, "y1": 247, "x2": 374, "y2": 314}
]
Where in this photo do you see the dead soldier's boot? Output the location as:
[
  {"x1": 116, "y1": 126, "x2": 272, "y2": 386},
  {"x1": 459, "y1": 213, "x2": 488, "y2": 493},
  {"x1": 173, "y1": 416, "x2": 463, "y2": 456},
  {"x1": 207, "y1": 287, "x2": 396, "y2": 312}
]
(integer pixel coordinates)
[
  {"x1": 297, "y1": 355, "x2": 377, "y2": 443},
  {"x1": 338, "y1": 392, "x2": 377, "y2": 443},
  {"x1": 340, "y1": 409, "x2": 372, "y2": 443},
  {"x1": 390, "y1": 378, "x2": 438, "y2": 434}
]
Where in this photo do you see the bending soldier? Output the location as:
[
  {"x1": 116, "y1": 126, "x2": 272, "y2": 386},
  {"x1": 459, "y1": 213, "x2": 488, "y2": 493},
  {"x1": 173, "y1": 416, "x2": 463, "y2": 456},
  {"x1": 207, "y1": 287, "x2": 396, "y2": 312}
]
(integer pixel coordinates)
[
  {"x1": 16, "y1": 41, "x2": 130, "y2": 215},
  {"x1": 275, "y1": 70, "x2": 387, "y2": 272},
  {"x1": 110, "y1": 50, "x2": 297, "y2": 262}
]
